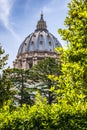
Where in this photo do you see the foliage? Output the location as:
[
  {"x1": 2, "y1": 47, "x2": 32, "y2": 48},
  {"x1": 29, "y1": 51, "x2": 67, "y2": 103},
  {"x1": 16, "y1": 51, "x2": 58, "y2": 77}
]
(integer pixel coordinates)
[
  {"x1": 5, "y1": 68, "x2": 35, "y2": 106},
  {"x1": 0, "y1": 44, "x2": 14, "y2": 107},
  {"x1": 30, "y1": 57, "x2": 61, "y2": 104},
  {"x1": 57, "y1": 0, "x2": 87, "y2": 96},
  {"x1": 0, "y1": 95, "x2": 87, "y2": 130},
  {"x1": 0, "y1": 44, "x2": 8, "y2": 70},
  {"x1": 0, "y1": 69, "x2": 15, "y2": 107}
]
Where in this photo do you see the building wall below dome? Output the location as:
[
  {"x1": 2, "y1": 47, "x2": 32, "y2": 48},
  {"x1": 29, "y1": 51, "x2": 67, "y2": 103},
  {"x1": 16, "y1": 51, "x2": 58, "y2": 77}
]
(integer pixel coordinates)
[{"x1": 13, "y1": 51, "x2": 59, "y2": 70}]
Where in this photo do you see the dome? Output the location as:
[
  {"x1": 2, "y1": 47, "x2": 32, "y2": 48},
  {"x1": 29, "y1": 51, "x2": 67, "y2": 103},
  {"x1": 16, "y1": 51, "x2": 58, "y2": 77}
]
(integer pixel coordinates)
[{"x1": 17, "y1": 13, "x2": 61, "y2": 57}]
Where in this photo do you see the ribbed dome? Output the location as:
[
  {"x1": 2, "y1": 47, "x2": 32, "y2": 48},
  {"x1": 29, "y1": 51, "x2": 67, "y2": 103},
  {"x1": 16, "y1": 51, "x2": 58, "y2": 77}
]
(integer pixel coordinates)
[{"x1": 17, "y1": 14, "x2": 61, "y2": 57}]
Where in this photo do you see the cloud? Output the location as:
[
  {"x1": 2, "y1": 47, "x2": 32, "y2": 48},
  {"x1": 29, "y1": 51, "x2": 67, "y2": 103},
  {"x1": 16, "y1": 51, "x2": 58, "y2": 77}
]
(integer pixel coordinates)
[
  {"x1": 0, "y1": 0, "x2": 21, "y2": 41},
  {"x1": 42, "y1": 0, "x2": 70, "y2": 15}
]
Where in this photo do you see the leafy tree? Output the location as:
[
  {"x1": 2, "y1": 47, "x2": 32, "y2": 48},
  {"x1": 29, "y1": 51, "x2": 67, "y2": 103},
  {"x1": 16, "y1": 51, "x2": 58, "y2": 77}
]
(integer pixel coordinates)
[
  {"x1": 57, "y1": 0, "x2": 87, "y2": 97},
  {"x1": 0, "y1": 44, "x2": 8, "y2": 70},
  {"x1": 30, "y1": 57, "x2": 61, "y2": 104},
  {"x1": 0, "y1": 44, "x2": 14, "y2": 106},
  {"x1": 0, "y1": 94, "x2": 87, "y2": 130},
  {"x1": 6, "y1": 68, "x2": 35, "y2": 106}
]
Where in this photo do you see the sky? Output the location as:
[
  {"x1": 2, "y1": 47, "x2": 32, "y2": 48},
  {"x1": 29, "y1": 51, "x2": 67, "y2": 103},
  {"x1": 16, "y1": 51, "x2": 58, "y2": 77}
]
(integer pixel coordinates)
[{"x1": 0, "y1": 0, "x2": 70, "y2": 67}]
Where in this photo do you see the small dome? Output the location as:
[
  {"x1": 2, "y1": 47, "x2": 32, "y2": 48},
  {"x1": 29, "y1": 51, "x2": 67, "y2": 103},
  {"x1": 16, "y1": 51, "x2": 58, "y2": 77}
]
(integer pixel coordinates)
[{"x1": 17, "y1": 14, "x2": 61, "y2": 57}]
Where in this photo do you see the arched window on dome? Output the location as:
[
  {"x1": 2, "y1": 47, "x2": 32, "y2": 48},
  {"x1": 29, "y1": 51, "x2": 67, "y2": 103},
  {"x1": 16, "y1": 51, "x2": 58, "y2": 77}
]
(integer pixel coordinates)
[
  {"x1": 49, "y1": 41, "x2": 51, "y2": 46},
  {"x1": 48, "y1": 41, "x2": 53, "y2": 52},
  {"x1": 31, "y1": 41, "x2": 34, "y2": 44},
  {"x1": 39, "y1": 40, "x2": 43, "y2": 50},
  {"x1": 40, "y1": 41, "x2": 43, "y2": 44},
  {"x1": 40, "y1": 34, "x2": 43, "y2": 37}
]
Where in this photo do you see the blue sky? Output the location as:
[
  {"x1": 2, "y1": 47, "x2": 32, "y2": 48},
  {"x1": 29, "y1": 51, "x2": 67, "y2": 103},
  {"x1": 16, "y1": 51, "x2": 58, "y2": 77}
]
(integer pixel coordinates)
[{"x1": 0, "y1": 0, "x2": 70, "y2": 67}]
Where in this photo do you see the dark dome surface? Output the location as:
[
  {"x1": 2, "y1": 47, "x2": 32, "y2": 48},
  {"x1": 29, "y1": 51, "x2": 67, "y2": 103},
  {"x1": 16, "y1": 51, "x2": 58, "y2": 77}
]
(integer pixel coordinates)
[{"x1": 17, "y1": 14, "x2": 61, "y2": 56}]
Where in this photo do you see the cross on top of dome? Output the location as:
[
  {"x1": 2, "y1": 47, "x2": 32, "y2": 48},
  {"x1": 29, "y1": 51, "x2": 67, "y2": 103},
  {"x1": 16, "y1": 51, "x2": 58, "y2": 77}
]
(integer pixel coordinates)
[
  {"x1": 40, "y1": 12, "x2": 43, "y2": 20},
  {"x1": 35, "y1": 13, "x2": 48, "y2": 32}
]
